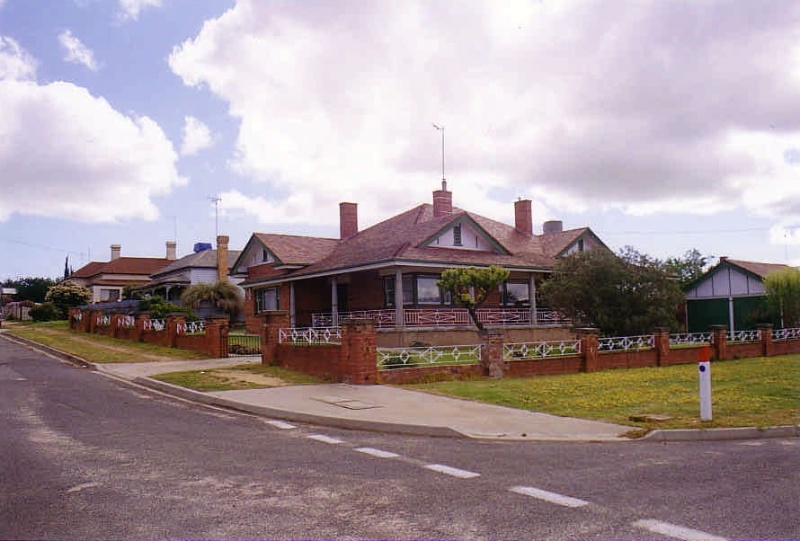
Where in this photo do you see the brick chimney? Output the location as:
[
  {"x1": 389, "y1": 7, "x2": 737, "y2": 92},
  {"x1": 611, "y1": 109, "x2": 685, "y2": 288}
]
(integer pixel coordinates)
[
  {"x1": 433, "y1": 180, "x2": 452, "y2": 218},
  {"x1": 110, "y1": 244, "x2": 121, "y2": 261},
  {"x1": 339, "y1": 202, "x2": 358, "y2": 239},
  {"x1": 166, "y1": 241, "x2": 177, "y2": 260},
  {"x1": 514, "y1": 199, "x2": 533, "y2": 236},
  {"x1": 216, "y1": 235, "x2": 229, "y2": 282}
]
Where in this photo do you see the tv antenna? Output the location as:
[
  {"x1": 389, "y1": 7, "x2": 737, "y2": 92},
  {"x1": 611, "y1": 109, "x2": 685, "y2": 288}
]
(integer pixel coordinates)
[
  {"x1": 208, "y1": 195, "x2": 221, "y2": 237},
  {"x1": 432, "y1": 123, "x2": 445, "y2": 183}
]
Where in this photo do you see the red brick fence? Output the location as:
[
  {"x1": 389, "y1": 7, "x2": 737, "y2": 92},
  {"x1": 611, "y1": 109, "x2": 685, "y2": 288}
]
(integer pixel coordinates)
[{"x1": 68, "y1": 308, "x2": 229, "y2": 358}]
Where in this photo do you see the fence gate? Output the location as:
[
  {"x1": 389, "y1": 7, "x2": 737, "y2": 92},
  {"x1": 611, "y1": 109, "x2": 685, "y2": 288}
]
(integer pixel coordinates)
[{"x1": 227, "y1": 334, "x2": 261, "y2": 357}]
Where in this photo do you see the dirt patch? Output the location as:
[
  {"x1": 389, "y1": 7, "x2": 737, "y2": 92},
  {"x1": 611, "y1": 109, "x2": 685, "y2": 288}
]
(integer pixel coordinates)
[{"x1": 210, "y1": 369, "x2": 288, "y2": 387}]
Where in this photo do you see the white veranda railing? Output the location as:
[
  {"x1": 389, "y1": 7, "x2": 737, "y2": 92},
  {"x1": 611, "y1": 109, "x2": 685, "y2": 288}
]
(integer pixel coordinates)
[
  {"x1": 311, "y1": 308, "x2": 571, "y2": 328},
  {"x1": 377, "y1": 344, "x2": 481, "y2": 369},
  {"x1": 504, "y1": 340, "x2": 581, "y2": 360}
]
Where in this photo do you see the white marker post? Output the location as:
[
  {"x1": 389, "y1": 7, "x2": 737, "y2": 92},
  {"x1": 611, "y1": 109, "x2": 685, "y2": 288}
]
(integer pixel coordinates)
[{"x1": 698, "y1": 346, "x2": 712, "y2": 421}]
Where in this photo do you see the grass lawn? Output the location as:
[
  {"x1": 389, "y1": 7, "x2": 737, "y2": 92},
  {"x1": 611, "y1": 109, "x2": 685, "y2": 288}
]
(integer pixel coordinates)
[
  {"x1": 405, "y1": 355, "x2": 800, "y2": 431},
  {"x1": 4, "y1": 320, "x2": 208, "y2": 363},
  {"x1": 152, "y1": 364, "x2": 323, "y2": 391}
]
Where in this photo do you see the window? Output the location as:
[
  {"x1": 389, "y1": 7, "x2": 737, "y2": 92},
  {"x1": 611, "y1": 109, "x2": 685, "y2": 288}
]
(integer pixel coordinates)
[
  {"x1": 577, "y1": 239, "x2": 585, "y2": 252},
  {"x1": 100, "y1": 288, "x2": 120, "y2": 302},
  {"x1": 502, "y1": 282, "x2": 530, "y2": 307},
  {"x1": 256, "y1": 287, "x2": 279, "y2": 312},
  {"x1": 383, "y1": 276, "x2": 414, "y2": 306},
  {"x1": 453, "y1": 224, "x2": 462, "y2": 246},
  {"x1": 416, "y1": 276, "x2": 441, "y2": 304}
]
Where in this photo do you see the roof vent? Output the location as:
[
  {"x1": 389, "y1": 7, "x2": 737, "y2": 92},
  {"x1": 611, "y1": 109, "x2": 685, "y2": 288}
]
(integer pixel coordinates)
[{"x1": 193, "y1": 242, "x2": 213, "y2": 253}]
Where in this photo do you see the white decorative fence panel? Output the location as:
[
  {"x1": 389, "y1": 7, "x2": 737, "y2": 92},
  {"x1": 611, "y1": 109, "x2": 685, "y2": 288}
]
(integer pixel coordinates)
[
  {"x1": 279, "y1": 327, "x2": 342, "y2": 345},
  {"x1": 598, "y1": 335, "x2": 655, "y2": 352},
  {"x1": 728, "y1": 329, "x2": 761, "y2": 343},
  {"x1": 773, "y1": 327, "x2": 800, "y2": 341},
  {"x1": 377, "y1": 344, "x2": 481, "y2": 369},
  {"x1": 504, "y1": 340, "x2": 581, "y2": 360}
]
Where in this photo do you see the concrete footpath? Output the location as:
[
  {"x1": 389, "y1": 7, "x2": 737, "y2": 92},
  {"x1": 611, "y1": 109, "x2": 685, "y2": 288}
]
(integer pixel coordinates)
[{"x1": 3, "y1": 331, "x2": 798, "y2": 443}]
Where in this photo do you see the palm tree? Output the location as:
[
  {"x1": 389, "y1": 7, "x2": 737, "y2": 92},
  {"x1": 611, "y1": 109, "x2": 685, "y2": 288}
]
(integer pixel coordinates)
[{"x1": 181, "y1": 281, "x2": 244, "y2": 320}]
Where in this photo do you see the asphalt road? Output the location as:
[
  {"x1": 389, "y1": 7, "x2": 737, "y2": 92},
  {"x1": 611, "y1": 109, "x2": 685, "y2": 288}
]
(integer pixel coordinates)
[{"x1": 1, "y1": 339, "x2": 798, "y2": 540}]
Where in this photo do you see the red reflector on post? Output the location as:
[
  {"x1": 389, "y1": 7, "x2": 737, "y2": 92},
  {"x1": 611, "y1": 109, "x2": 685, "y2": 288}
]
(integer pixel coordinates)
[{"x1": 698, "y1": 345, "x2": 711, "y2": 362}]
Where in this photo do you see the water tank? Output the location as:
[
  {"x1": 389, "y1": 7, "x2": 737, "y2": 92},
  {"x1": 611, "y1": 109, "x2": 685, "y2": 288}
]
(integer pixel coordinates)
[
  {"x1": 543, "y1": 220, "x2": 563, "y2": 234},
  {"x1": 193, "y1": 242, "x2": 213, "y2": 253}
]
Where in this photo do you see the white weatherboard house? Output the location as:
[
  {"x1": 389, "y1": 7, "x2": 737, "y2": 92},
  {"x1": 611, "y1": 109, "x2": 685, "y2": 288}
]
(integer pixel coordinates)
[{"x1": 684, "y1": 257, "x2": 789, "y2": 332}]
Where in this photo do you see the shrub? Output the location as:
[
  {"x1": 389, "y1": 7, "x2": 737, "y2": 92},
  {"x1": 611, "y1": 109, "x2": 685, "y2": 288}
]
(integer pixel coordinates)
[
  {"x1": 29, "y1": 302, "x2": 61, "y2": 322},
  {"x1": 44, "y1": 281, "x2": 91, "y2": 318}
]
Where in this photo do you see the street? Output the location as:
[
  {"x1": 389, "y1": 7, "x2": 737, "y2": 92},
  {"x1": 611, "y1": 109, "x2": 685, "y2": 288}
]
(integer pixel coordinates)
[{"x1": 1, "y1": 339, "x2": 798, "y2": 540}]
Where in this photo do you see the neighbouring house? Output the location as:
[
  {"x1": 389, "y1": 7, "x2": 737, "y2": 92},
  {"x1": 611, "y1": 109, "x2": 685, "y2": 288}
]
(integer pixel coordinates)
[
  {"x1": 138, "y1": 235, "x2": 245, "y2": 302},
  {"x1": 70, "y1": 242, "x2": 176, "y2": 303},
  {"x1": 232, "y1": 182, "x2": 609, "y2": 335},
  {"x1": 684, "y1": 257, "x2": 790, "y2": 332}
]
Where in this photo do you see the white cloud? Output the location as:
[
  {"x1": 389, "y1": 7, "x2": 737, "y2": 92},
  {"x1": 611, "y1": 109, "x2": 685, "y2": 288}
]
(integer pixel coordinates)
[
  {"x1": 169, "y1": 0, "x2": 800, "y2": 231},
  {"x1": 58, "y1": 30, "x2": 99, "y2": 71},
  {"x1": 0, "y1": 36, "x2": 36, "y2": 81},
  {"x1": 118, "y1": 0, "x2": 161, "y2": 21},
  {"x1": 0, "y1": 38, "x2": 186, "y2": 223},
  {"x1": 180, "y1": 115, "x2": 213, "y2": 156}
]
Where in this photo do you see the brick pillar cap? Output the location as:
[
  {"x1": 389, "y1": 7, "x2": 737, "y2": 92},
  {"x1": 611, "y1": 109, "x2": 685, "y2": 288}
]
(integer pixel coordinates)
[{"x1": 574, "y1": 327, "x2": 599, "y2": 335}]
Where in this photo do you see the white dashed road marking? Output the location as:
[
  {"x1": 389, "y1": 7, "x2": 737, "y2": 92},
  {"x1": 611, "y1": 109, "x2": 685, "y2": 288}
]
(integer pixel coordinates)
[
  {"x1": 509, "y1": 486, "x2": 589, "y2": 508},
  {"x1": 266, "y1": 420, "x2": 296, "y2": 430},
  {"x1": 306, "y1": 434, "x2": 344, "y2": 444},
  {"x1": 355, "y1": 447, "x2": 399, "y2": 459},
  {"x1": 633, "y1": 519, "x2": 728, "y2": 541},
  {"x1": 424, "y1": 464, "x2": 480, "y2": 479}
]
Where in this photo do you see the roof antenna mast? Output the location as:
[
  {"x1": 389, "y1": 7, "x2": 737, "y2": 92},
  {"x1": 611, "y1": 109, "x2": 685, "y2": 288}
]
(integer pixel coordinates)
[
  {"x1": 432, "y1": 123, "x2": 445, "y2": 188},
  {"x1": 208, "y1": 194, "x2": 221, "y2": 238}
]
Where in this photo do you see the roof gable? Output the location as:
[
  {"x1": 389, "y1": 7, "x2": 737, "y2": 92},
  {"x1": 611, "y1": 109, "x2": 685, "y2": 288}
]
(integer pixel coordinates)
[
  {"x1": 232, "y1": 233, "x2": 338, "y2": 273},
  {"x1": 419, "y1": 214, "x2": 510, "y2": 254}
]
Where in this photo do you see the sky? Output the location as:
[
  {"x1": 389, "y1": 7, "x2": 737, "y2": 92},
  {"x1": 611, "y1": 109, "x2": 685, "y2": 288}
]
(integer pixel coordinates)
[{"x1": 3, "y1": 0, "x2": 800, "y2": 281}]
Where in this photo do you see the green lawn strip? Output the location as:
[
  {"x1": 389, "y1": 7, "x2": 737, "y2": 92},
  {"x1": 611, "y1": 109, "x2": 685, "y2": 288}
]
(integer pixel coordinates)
[
  {"x1": 152, "y1": 363, "x2": 323, "y2": 391},
  {"x1": 7, "y1": 322, "x2": 208, "y2": 363},
  {"x1": 405, "y1": 356, "x2": 800, "y2": 431}
]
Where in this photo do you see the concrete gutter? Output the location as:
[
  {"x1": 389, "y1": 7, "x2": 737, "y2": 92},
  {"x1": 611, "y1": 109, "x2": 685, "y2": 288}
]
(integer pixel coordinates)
[{"x1": 639, "y1": 425, "x2": 800, "y2": 442}]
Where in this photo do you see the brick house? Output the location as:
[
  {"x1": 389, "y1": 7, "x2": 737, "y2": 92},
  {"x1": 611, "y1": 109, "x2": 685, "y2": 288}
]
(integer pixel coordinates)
[
  {"x1": 234, "y1": 183, "x2": 608, "y2": 334},
  {"x1": 70, "y1": 243, "x2": 176, "y2": 303}
]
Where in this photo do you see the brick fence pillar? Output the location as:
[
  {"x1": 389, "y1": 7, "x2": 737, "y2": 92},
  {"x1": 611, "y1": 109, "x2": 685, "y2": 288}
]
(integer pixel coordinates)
[
  {"x1": 110, "y1": 314, "x2": 122, "y2": 338},
  {"x1": 480, "y1": 328, "x2": 506, "y2": 378},
  {"x1": 88, "y1": 310, "x2": 100, "y2": 334},
  {"x1": 68, "y1": 308, "x2": 79, "y2": 330},
  {"x1": 711, "y1": 325, "x2": 727, "y2": 360},
  {"x1": 135, "y1": 313, "x2": 149, "y2": 342},
  {"x1": 204, "y1": 317, "x2": 229, "y2": 358},
  {"x1": 167, "y1": 314, "x2": 185, "y2": 347},
  {"x1": 261, "y1": 311, "x2": 290, "y2": 365},
  {"x1": 576, "y1": 328, "x2": 599, "y2": 372},
  {"x1": 340, "y1": 318, "x2": 378, "y2": 384},
  {"x1": 756, "y1": 323, "x2": 773, "y2": 357},
  {"x1": 653, "y1": 327, "x2": 670, "y2": 367}
]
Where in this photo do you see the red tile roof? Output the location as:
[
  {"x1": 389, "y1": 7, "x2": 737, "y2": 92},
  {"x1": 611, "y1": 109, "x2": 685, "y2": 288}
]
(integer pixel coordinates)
[
  {"x1": 71, "y1": 257, "x2": 171, "y2": 280},
  {"x1": 252, "y1": 233, "x2": 339, "y2": 265}
]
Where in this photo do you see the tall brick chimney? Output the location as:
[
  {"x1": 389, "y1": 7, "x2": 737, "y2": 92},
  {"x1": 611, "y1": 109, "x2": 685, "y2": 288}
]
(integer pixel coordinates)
[
  {"x1": 432, "y1": 180, "x2": 452, "y2": 218},
  {"x1": 110, "y1": 244, "x2": 121, "y2": 261},
  {"x1": 216, "y1": 235, "x2": 229, "y2": 282},
  {"x1": 166, "y1": 241, "x2": 177, "y2": 260},
  {"x1": 339, "y1": 202, "x2": 358, "y2": 239},
  {"x1": 514, "y1": 199, "x2": 533, "y2": 236}
]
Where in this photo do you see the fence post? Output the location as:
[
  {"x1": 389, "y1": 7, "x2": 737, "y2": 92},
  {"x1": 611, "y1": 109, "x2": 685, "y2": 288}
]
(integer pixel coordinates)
[
  {"x1": 340, "y1": 318, "x2": 378, "y2": 384},
  {"x1": 710, "y1": 325, "x2": 727, "y2": 360},
  {"x1": 167, "y1": 314, "x2": 185, "y2": 347},
  {"x1": 110, "y1": 314, "x2": 121, "y2": 338},
  {"x1": 576, "y1": 328, "x2": 599, "y2": 372},
  {"x1": 480, "y1": 328, "x2": 506, "y2": 378},
  {"x1": 204, "y1": 317, "x2": 229, "y2": 358},
  {"x1": 756, "y1": 323, "x2": 773, "y2": 357},
  {"x1": 653, "y1": 327, "x2": 670, "y2": 367},
  {"x1": 88, "y1": 310, "x2": 100, "y2": 334},
  {"x1": 135, "y1": 313, "x2": 149, "y2": 342},
  {"x1": 261, "y1": 311, "x2": 290, "y2": 365}
]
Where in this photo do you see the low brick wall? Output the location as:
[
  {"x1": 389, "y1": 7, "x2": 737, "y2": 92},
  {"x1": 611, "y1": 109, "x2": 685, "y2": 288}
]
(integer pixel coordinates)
[
  {"x1": 504, "y1": 356, "x2": 583, "y2": 377},
  {"x1": 67, "y1": 309, "x2": 229, "y2": 358},
  {"x1": 275, "y1": 344, "x2": 342, "y2": 381},
  {"x1": 378, "y1": 364, "x2": 483, "y2": 384}
]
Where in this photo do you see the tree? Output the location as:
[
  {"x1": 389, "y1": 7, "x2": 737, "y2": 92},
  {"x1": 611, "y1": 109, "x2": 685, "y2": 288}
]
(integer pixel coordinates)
[
  {"x1": 540, "y1": 247, "x2": 684, "y2": 336},
  {"x1": 764, "y1": 267, "x2": 800, "y2": 328},
  {"x1": 181, "y1": 281, "x2": 244, "y2": 320},
  {"x1": 3, "y1": 276, "x2": 57, "y2": 303},
  {"x1": 664, "y1": 248, "x2": 710, "y2": 286},
  {"x1": 44, "y1": 280, "x2": 91, "y2": 319},
  {"x1": 437, "y1": 265, "x2": 510, "y2": 332}
]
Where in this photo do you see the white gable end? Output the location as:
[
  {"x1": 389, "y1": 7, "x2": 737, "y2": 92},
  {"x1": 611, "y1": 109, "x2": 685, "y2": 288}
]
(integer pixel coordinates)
[
  {"x1": 432, "y1": 222, "x2": 496, "y2": 251},
  {"x1": 686, "y1": 266, "x2": 766, "y2": 299}
]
